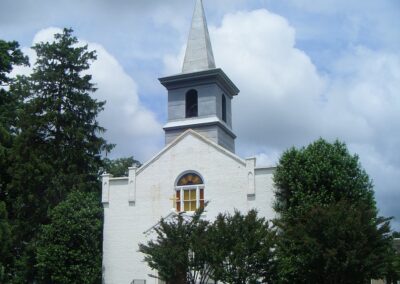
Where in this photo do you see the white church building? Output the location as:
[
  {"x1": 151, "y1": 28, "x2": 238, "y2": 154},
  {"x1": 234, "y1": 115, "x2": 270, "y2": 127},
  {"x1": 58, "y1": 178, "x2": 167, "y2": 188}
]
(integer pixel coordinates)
[{"x1": 102, "y1": 1, "x2": 276, "y2": 283}]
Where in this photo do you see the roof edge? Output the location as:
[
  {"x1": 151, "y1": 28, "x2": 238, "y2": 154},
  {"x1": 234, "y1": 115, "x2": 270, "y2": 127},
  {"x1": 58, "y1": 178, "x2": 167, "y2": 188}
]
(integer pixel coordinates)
[{"x1": 137, "y1": 129, "x2": 246, "y2": 175}]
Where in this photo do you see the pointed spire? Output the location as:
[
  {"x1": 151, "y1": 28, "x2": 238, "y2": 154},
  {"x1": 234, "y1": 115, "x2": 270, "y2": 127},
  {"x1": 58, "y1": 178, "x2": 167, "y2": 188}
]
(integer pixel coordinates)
[{"x1": 182, "y1": 0, "x2": 216, "y2": 73}]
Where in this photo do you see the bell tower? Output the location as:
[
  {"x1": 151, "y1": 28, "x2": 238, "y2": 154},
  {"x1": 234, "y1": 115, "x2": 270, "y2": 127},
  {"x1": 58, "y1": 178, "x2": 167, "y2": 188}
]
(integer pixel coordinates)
[{"x1": 159, "y1": 0, "x2": 239, "y2": 153}]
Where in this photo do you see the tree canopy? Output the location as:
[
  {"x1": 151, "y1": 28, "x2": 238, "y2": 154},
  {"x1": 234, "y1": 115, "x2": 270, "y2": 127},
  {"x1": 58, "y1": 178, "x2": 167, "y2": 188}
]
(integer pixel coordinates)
[
  {"x1": 102, "y1": 156, "x2": 141, "y2": 176},
  {"x1": 139, "y1": 207, "x2": 210, "y2": 284},
  {"x1": 2, "y1": 28, "x2": 112, "y2": 282},
  {"x1": 273, "y1": 139, "x2": 375, "y2": 216},
  {"x1": 273, "y1": 138, "x2": 393, "y2": 284},
  {"x1": 139, "y1": 208, "x2": 276, "y2": 284},
  {"x1": 35, "y1": 191, "x2": 103, "y2": 284},
  {"x1": 0, "y1": 39, "x2": 29, "y2": 283},
  {"x1": 0, "y1": 40, "x2": 29, "y2": 201},
  {"x1": 0, "y1": 201, "x2": 11, "y2": 282},
  {"x1": 0, "y1": 40, "x2": 29, "y2": 85},
  {"x1": 209, "y1": 210, "x2": 276, "y2": 284}
]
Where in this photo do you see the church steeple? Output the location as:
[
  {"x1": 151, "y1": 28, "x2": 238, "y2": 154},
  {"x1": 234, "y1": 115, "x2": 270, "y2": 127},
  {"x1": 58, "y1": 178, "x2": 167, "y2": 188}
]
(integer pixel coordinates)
[
  {"x1": 159, "y1": 0, "x2": 240, "y2": 153},
  {"x1": 182, "y1": 0, "x2": 216, "y2": 73}
]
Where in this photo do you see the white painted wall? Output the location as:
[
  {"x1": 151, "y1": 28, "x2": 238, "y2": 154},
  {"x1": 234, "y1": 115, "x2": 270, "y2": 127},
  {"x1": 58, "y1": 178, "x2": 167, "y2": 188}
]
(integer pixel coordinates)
[{"x1": 102, "y1": 130, "x2": 275, "y2": 284}]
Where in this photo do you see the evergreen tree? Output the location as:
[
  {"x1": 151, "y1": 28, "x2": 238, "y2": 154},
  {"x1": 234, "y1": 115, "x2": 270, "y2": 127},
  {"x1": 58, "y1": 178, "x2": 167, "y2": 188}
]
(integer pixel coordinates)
[
  {"x1": 0, "y1": 40, "x2": 28, "y2": 200},
  {"x1": 0, "y1": 201, "x2": 11, "y2": 282},
  {"x1": 0, "y1": 39, "x2": 29, "y2": 282},
  {"x1": 6, "y1": 28, "x2": 112, "y2": 281},
  {"x1": 273, "y1": 139, "x2": 393, "y2": 284}
]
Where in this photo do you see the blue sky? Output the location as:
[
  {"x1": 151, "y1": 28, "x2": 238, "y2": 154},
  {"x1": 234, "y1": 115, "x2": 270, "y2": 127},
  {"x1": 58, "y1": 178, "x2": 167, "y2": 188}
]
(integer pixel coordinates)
[{"x1": 1, "y1": 0, "x2": 399, "y2": 229}]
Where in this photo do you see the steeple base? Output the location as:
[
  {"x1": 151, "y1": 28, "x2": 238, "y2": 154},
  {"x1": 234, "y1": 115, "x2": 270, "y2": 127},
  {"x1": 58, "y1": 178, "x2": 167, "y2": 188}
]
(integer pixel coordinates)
[{"x1": 164, "y1": 118, "x2": 236, "y2": 153}]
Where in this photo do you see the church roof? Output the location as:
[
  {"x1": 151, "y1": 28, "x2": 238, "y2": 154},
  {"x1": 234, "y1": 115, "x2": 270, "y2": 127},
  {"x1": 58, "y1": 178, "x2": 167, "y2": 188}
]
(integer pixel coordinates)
[
  {"x1": 136, "y1": 129, "x2": 246, "y2": 176},
  {"x1": 182, "y1": 0, "x2": 216, "y2": 73}
]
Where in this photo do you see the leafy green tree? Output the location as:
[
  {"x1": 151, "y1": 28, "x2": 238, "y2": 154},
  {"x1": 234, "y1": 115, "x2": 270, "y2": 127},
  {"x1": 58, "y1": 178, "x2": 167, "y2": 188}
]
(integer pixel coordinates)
[
  {"x1": 6, "y1": 28, "x2": 112, "y2": 281},
  {"x1": 273, "y1": 139, "x2": 393, "y2": 284},
  {"x1": 139, "y1": 208, "x2": 276, "y2": 284},
  {"x1": 139, "y1": 207, "x2": 211, "y2": 284},
  {"x1": 275, "y1": 200, "x2": 391, "y2": 283},
  {"x1": 209, "y1": 210, "x2": 276, "y2": 284},
  {"x1": 35, "y1": 190, "x2": 102, "y2": 284},
  {"x1": 102, "y1": 156, "x2": 141, "y2": 176},
  {"x1": 273, "y1": 139, "x2": 375, "y2": 216}
]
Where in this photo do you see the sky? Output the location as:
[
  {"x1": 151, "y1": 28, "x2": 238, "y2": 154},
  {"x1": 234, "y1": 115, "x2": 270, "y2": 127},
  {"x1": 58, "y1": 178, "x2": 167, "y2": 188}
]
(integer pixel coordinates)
[{"x1": 1, "y1": 0, "x2": 399, "y2": 229}]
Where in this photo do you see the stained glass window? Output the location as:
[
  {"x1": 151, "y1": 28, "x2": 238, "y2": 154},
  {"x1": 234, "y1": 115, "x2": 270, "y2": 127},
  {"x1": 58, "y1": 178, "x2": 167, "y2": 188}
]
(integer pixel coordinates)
[
  {"x1": 177, "y1": 173, "x2": 203, "y2": 186},
  {"x1": 175, "y1": 173, "x2": 204, "y2": 212}
]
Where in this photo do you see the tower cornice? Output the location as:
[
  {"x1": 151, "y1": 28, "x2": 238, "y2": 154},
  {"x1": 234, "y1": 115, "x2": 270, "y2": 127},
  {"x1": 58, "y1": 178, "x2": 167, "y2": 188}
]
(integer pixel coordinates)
[{"x1": 159, "y1": 68, "x2": 240, "y2": 96}]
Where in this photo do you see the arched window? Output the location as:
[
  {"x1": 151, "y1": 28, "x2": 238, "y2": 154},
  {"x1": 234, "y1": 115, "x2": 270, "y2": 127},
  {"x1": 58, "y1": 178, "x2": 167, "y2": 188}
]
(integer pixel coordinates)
[
  {"x1": 186, "y1": 89, "x2": 198, "y2": 118},
  {"x1": 222, "y1": 94, "x2": 227, "y2": 122},
  {"x1": 175, "y1": 172, "x2": 204, "y2": 212}
]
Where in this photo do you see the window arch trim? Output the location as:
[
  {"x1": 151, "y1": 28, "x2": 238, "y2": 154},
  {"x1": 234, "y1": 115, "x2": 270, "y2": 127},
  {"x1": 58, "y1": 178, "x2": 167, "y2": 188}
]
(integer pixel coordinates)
[{"x1": 175, "y1": 170, "x2": 205, "y2": 186}]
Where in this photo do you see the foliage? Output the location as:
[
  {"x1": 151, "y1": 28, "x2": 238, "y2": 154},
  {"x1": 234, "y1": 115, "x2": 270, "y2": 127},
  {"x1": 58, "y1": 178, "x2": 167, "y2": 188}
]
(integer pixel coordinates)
[
  {"x1": 0, "y1": 40, "x2": 29, "y2": 136},
  {"x1": 102, "y1": 156, "x2": 141, "y2": 176},
  {"x1": 273, "y1": 139, "x2": 375, "y2": 216},
  {"x1": 0, "y1": 40, "x2": 29, "y2": 85},
  {"x1": 0, "y1": 40, "x2": 29, "y2": 200},
  {"x1": 385, "y1": 234, "x2": 400, "y2": 284},
  {"x1": 0, "y1": 201, "x2": 11, "y2": 282},
  {"x1": 139, "y1": 208, "x2": 276, "y2": 284},
  {"x1": 4, "y1": 28, "x2": 112, "y2": 281},
  {"x1": 209, "y1": 210, "x2": 276, "y2": 284},
  {"x1": 35, "y1": 191, "x2": 102, "y2": 284},
  {"x1": 139, "y1": 207, "x2": 212, "y2": 284},
  {"x1": 275, "y1": 200, "x2": 392, "y2": 283},
  {"x1": 385, "y1": 250, "x2": 400, "y2": 283},
  {"x1": 273, "y1": 138, "x2": 394, "y2": 284},
  {"x1": 0, "y1": 39, "x2": 29, "y2": 283}
]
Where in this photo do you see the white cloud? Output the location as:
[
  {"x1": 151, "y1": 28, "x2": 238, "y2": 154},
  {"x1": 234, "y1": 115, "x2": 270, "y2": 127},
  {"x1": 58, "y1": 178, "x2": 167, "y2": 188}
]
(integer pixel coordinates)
[
  {"x1": 13, "y1": 27, "x2": 163, "y2": 162},
  {"x1": 326, "y1": 47, "x2": 400, "y2": 162},
  {"x1": 253, "y1": 152, "x2": 281, "y2": 168},
  {"x1": 163, "y1": 45, "x2": 185, "y2": 75},
  {"x1": 210, "y1": 9, "x2": 326, "y2": 149},
  {"x1": 88, "y1": 41, "x2": 163, "y2": 161}
]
